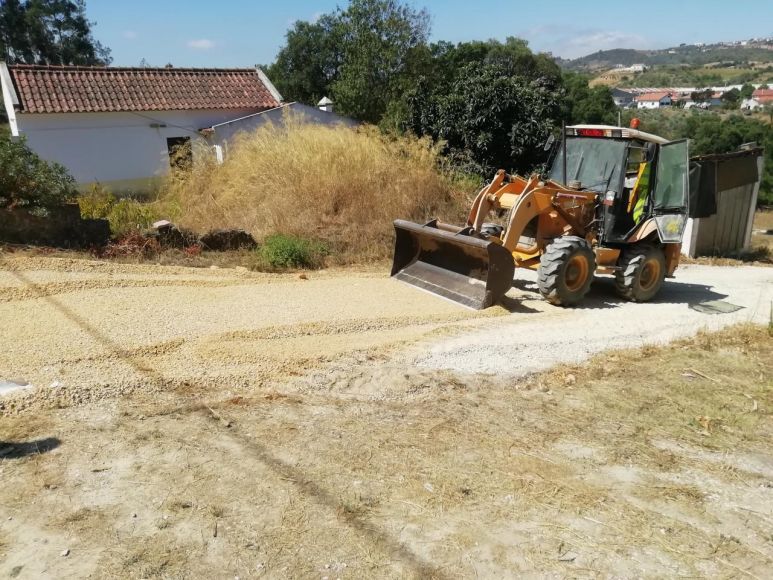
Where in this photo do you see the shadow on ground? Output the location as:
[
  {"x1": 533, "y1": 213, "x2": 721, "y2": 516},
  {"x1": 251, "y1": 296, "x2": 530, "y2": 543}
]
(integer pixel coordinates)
[
  {"x1": 0, "y1": 437, "x2": 61, "y2": 459},
  {"x1": 511, "y1": 275, "x2": 730, "y2": 311}
]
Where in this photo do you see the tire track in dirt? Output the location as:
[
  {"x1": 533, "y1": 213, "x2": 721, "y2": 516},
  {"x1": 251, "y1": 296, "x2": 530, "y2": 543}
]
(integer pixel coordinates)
[
  {"x1": 0, "y1": 278, "x2": 262, "y2": 302},
  {"x1": 0, "y1": 257, "x2": 512, "y2": 415}
]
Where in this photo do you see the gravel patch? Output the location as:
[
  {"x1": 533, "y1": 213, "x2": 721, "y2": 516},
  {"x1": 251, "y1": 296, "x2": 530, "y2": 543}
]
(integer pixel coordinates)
[{"x1": 413, "y1": 265, "x2": 773, "y2": 376}]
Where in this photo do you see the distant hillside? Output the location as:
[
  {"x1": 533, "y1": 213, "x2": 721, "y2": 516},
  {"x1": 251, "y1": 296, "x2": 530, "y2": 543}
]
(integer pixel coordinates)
[
  {"x1": 565, "y1": 49, "x2": 650, "y2": 71},
  {"x1": 564, "y1": 44, "x2": 773, "y2": 72}
]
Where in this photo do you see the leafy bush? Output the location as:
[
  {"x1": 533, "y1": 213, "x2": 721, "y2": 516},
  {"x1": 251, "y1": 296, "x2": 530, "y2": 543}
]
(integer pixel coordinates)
[
  {"x1": 78, "y1": 183, "x2": 177, "y2": 236},
  {"x1": 404, "y1": 60, "x2": 563, "y2": 175},
  {"x1": 257, "y1": 234, "x2": 328, "y2": 269},
  {"x1": 0, "y1": 134, "x2": 76, "y2": 211},
  {"x1": 78, "y1": 183, "x2": 117, "y2": 219}
]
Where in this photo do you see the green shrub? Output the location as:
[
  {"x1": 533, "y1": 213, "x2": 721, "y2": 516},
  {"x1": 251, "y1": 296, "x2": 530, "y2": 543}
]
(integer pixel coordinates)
[
  {"x1": 0, "y1": 134, "x2": 76, "y2": 211},
  {"x1": 78, "y1": 183, "x2": 178, "y2": 236},
  {"x1": 107, "y1": 198, "x2": 160, "y2": 235},
  {"x1": 78, "y1": 182, "x2": 117, "y2": 219},
  {"x1": 257, "y1": 234, "x2": 329, "y2": 269}
]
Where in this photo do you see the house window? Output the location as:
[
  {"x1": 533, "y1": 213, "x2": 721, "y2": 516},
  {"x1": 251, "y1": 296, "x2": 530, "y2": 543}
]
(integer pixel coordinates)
[{"x1": 166, "y1": 137, "x2": 192, "y2": 170}]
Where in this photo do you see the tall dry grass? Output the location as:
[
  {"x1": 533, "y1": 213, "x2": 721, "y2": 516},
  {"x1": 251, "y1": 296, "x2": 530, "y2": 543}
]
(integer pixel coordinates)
[{"x1": 161, "y1": 117, "x2": 470, "y2": 263}]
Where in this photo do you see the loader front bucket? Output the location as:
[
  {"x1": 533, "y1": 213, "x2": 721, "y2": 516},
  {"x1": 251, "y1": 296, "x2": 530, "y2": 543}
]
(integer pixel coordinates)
[{"x1": 391, "y1": 219, "x2": 515, "y2": 309}]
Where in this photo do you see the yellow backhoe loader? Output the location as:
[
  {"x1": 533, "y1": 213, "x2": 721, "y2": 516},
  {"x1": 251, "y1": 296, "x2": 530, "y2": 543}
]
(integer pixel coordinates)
[{"x1": 392, "y1": 123, "x2": 690, "y2": 309}]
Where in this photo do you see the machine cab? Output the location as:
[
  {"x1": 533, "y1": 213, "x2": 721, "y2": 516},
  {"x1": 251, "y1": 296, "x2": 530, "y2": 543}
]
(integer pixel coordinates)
[{"x1": 549, "y1": 125, "x2": 689, "y2": 244}]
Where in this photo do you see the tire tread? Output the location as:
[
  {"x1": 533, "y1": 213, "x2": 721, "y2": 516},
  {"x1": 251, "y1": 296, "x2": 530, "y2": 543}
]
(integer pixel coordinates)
[{"x1": 538, "y1": 236, "x2": 596, "y2": 306}]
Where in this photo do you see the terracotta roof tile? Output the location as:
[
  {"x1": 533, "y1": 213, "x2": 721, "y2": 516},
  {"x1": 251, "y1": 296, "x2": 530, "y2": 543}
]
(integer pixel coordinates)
[
  {"x1": 8, "y1": 65, "x2": 280, "y2": 114},
  {"x1": 635, "y1": 91, "x2": 672, "y2": 102},
  {"x1": 752, "y1": 88, "x2": 773, "y2": 102}
]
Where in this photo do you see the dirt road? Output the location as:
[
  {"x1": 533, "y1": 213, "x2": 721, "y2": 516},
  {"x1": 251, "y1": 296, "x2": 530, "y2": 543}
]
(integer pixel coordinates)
[
  {"x1": 0, "y1": 256, "x2": 770, "y2": 411},
  {"x1": 0, "y1": 255, "x2": 771, "y2": 578},
  {"x1": 416, "y1": 264, "x2": 773, "y2": 375}
]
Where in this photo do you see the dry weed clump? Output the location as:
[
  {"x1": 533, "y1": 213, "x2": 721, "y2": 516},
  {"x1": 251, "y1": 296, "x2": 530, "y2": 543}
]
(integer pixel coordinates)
[{"x1": 161, "y1": 117, "x2": 469, "y2": 263}]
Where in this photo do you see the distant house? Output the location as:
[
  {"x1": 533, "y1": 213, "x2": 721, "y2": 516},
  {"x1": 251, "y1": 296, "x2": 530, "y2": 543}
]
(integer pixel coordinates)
[
  {"x1": 611, "y1": 88, "x2": 635, "y2": 107},
  {"x1": 0, "y1": 64, "x2": 285, "y2": 192},
  {"x1": 635, "y1": 91, "x2": 673, "y2": 109},
  {"x1": 743, "y1": 88, "x2": 773, "y2": 110}
]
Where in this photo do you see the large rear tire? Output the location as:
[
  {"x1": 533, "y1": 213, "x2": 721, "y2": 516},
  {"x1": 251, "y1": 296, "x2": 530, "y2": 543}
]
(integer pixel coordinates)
[
  {"x1": 615, "y1": 244, "x2": 666, "y2": 302},
  {"x1": 538, "y1": 236, "x2": 596, "y2": 306}
]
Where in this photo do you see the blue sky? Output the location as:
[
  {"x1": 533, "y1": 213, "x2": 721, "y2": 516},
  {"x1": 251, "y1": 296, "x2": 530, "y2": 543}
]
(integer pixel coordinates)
[{"x1": 88, "y1": 0, "x2": 772, "y2": 67}]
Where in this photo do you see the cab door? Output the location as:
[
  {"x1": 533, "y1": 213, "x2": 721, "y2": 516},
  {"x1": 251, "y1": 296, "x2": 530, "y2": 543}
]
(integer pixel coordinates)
[
  {"x1": 653, "y1": 139, "x2": 689, "y2": 213},
  {"x1": 651, "y1": 139, "x2": 689, "y2": 242}
]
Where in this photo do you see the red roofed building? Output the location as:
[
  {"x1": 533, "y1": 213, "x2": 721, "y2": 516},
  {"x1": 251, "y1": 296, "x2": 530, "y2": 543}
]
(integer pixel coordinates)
[
  {"x1": 751, "y1": 88, "x2": 773, "y2": 104},
  {"x1": 741, "y1": 88, "x2": 773, "y2": 111},
  {"x1": 0, "y1": 64, "x2": 284, "y2": 191},
  {"x1": 635, "y1": 91, "x2": 673, "y2": 109}
]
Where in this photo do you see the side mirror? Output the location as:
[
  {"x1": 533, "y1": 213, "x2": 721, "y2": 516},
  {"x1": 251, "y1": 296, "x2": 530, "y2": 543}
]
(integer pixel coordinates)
[
  {"x1": 543, "y1": 134, "x2": 556, "y2": 151},
  {"x1": 645, "y1": 142, "x2": 657, "y2": 163}
]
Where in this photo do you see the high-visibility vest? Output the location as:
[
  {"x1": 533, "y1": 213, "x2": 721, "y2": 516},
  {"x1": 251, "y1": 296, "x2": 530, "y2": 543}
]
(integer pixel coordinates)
[{"x1": 629, "y1": 162, "x2": 651, "y2": 223}]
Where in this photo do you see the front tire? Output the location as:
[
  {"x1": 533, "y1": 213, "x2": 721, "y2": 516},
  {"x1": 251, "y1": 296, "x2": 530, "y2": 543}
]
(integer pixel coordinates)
[
  {"x1": 615, "y1": 244, "x2": 666, "y2": 302},
  {"x1": 538, "y1": 236, "x2": 596, "y2": 306}
]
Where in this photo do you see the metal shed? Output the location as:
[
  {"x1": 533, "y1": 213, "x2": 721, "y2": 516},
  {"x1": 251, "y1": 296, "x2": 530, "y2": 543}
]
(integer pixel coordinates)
[{"x1": 681, "y1": 146, "x2": 765, "y2": 258}]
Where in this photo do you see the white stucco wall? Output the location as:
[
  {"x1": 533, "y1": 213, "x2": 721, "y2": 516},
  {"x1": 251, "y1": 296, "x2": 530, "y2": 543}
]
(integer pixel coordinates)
[
  {"x1": 637, "y1": 99, "x2": 670, "y2": 109},
  {"x1": 15, "y1": 108, "x2": 261, "y2": 193}
]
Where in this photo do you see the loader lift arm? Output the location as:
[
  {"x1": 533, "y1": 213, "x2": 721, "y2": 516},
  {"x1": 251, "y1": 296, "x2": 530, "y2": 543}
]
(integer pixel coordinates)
[{"x1": 392, "y1": 123, "x2": 688, "y2": 309}]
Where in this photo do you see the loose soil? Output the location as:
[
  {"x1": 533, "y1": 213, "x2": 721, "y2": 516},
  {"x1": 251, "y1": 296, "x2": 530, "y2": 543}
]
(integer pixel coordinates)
[{"x1": 0, "y1": 255, "x2": 771, "y2": 578}]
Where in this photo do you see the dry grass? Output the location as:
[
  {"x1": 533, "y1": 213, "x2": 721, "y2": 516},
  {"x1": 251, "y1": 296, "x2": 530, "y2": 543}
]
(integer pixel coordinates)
[
  {"x1": 161, "y1": 116, "x2": 470, "y2": 263},
  {"x1": 1, "y1": 324, "x2": 771, "y2": 576},
  {"x1": 530, "y1": 323, "x2": 772, "y2": 467}
]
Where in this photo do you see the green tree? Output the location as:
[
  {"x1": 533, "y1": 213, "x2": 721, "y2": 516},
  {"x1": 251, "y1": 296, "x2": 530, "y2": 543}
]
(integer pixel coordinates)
[
  {"x1": 690, "y1": 89, "x2": 713, "y2": 103},
  {"x1": 0, "y1": 0, "x2": 110, "y2": 65},
  {"x1": 561, "y1": 72, "x2": 616, "y2": 124},
  {"x1": 415, "y1": 37, "x2": 562, "y2": 93},
  {"x1": 721, "y1": 88, "x2": 741, "y2": 109},
  {"x1": 740, "y1": 83, "x2": 755, "y2": 100},
  {"x1": 331, "y1": 0, "x2": 430, "y2": 123},
  {"x1": 405, "y1": 62, "x2": 561, "y2": 174},
  {"x1": 268, "y1": 0, "x2": 429, "y2": 123},
  {"x1": 401, "y1": 39, "x2": 618, "y2": 174},
  {"x1": 266, "y1": 17, "x2": 340, "y2": 105}
]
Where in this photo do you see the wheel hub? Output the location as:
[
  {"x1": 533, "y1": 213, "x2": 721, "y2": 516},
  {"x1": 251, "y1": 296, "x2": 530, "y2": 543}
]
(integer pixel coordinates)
[
  {"x1": 639, "y1": 258, "x2": 661, "y2": 291},
  {"x1": 565, "y1": 255, "x2": 589, "y2": 292}
]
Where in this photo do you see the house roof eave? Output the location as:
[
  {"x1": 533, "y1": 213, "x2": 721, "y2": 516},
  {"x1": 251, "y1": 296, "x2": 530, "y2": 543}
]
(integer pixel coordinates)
[
  {"x1": 256, "y1": 66, "x2": 283, "y2": 104},
  {"x1": 0, "y1": 61, "x2": 20, "y2": 136}
]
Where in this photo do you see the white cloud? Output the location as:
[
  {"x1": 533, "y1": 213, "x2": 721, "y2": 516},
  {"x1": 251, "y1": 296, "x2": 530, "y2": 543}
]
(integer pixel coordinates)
[
  {"x1": 562, "y1": 31, "x2": 647, "y2": 57},
  {"x1": 122, "y1": 30, "x2": 137, "y2": 40},
  {"x1": 521, "y1": 25, "x2": 649, "y2": 59},
  {"x1": 187, "y1": 39, "x2": 216, "y2": 50}
]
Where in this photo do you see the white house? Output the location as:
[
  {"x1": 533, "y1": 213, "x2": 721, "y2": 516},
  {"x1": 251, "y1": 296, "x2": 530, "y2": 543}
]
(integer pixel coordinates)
[
  {"x1": 0, "y1": 63, "x2": 284, "y2": 192},
  {"x1": 742, "y1": 88, "x2": 773, "y2": 111},
  {"x1": 635, "y1": 91, "x2": 673, "y2": 109}
]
